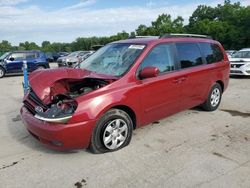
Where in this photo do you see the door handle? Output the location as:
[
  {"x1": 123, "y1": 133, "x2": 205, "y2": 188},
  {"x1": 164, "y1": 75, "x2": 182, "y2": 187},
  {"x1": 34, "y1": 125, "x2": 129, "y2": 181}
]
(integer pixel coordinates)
[
  {"x1": 179, "y1": 77, "x2": 187, "y2": 82},
  {"x1": 172, "y1": 76, "x2": 188, "y2": 84},
  {"x1": 172, "y1": 79, "x2": 180, "y2": 84}
]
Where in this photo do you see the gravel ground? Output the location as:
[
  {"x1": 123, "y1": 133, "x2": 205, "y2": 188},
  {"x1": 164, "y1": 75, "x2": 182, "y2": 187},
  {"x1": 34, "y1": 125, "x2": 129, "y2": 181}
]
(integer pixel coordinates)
[{"x1": 0, "y1": 66, "x2": 249, "y2": 188}]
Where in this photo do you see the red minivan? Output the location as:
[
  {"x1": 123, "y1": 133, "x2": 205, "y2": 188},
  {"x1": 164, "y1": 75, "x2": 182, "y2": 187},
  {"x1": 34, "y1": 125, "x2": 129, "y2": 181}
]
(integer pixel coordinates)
[{"x1": 20, "y1": 34, "x2": 230, "y2": 153}]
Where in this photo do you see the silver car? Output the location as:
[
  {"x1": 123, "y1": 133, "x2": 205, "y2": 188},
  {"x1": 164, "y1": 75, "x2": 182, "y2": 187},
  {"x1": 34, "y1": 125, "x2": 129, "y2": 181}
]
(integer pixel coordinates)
[
  {"x1": 229, "y1": 48, "x2": 250, "y2": 76},
  {"x1": 57, "y1": 51, "x2": 94, "y2": 67}
]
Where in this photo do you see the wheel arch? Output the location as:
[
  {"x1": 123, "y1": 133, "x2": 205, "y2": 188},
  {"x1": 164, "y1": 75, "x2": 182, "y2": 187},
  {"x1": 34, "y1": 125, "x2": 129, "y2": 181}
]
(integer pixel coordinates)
[
  {"x1": 109, "y1": 105, "x2": 137, "y2": 130},
  {"x1": 0, "y1": 65, "x2": 6, "y2": 75},
  {"x1": 36, "y1": 62, "x2": 50, "y2": 69},
  {"x1": 0, "y1": 65, "x2": 6, "y2": 71},
  {"x1": 216, "y1": 80, "x2": 224, "y2": 92}
]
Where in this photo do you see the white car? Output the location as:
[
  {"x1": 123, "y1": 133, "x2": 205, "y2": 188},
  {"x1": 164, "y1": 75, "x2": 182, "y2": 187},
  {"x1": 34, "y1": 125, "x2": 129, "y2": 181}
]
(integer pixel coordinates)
[
  {"x1": 226, "y1": 50, "x2": 236, "y2": 58},
  {"x1": 57, "y1": 51, "x2": 94, "y2": 67},
  {"x1": 229, "y1": 48, "x2": 250, "y2": 76}
]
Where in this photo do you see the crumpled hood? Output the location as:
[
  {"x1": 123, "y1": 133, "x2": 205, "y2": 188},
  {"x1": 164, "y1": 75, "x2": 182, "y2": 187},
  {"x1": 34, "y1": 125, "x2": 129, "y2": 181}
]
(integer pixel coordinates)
[{"x1": 28, "y1": 68, "x2": 117, "y2": 104}]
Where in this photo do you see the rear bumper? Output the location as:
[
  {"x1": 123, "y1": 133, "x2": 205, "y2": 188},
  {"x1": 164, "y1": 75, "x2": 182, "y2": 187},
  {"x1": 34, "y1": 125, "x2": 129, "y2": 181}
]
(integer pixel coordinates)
[{"x1": 20, "y1": 106, "x2": 95, "y2": 151}]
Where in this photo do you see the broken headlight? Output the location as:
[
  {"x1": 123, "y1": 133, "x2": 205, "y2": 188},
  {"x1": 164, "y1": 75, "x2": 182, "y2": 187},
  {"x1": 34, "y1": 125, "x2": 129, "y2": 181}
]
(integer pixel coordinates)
[{"x1": 34, "y1": 100, "x2": 77, "y2": 124}]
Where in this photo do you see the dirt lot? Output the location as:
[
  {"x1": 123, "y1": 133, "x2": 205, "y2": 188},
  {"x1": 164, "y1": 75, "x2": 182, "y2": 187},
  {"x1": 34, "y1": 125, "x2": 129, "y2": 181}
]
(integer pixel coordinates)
[{"x1": 0, "y1": 65, "x2": 249, "y2": 188}]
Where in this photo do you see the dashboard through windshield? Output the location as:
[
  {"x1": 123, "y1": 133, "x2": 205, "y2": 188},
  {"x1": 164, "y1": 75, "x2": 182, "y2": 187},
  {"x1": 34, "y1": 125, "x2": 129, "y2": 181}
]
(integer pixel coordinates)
[{"x1": 80, "y1": 43, "x2": 145, "y2": 76}]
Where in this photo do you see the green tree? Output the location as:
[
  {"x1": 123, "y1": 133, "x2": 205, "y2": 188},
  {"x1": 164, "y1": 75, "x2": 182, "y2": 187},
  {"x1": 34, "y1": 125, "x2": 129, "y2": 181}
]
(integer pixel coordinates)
[
  {"x1": 135, "y1": 14, "x2": 184, "y2": 36},
  {"x1": 19, "y1": 41, "x2": 40, "y2": 50},
  {"x1": 0, "y1": 40, "x2": 12, "y2": 52},
  {"x1": 187, "y1": 0, "x2": 250, "y2": 49}
]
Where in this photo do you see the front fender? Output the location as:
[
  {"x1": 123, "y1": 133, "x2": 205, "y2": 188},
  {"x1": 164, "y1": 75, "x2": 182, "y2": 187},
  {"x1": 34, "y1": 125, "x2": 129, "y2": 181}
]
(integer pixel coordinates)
[
  {"x1": 0, "y1": 64, "x2": 6, "y2": 71},
  {"x1": 68, "y1": 86, "x2": 142, "y2": 126}
]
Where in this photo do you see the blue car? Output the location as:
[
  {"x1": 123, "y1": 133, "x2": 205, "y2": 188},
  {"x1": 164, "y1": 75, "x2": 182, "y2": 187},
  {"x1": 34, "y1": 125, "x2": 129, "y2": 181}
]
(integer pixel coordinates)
[{"x1": 0, "y1": 50, "x2": 50, "y2": 78}]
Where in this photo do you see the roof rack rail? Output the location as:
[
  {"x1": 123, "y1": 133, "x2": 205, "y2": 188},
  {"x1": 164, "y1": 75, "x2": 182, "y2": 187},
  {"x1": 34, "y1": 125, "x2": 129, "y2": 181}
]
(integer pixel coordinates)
[
  {"x1": 160, "y1": 33, "x2": 212, "y2": 39},
  {"x1": 128, "y1": 35, "x2": 159, "y2": 39}
]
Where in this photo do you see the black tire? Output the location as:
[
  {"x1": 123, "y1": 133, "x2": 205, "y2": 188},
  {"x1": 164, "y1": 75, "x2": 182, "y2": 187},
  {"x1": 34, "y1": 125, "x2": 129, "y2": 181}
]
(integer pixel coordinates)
[
  {"x1": 202, "y1": 83, "x2": 222, "y2": 111},
  {"x1": 89, "y1": 109, "x2": 133, "y2": 154},
  {"x1": 0, "y1": 66, "x2": 5, "y2": 78},
  {"x1": 37, "y1": 65, "x2": 45, "y2": 70}
]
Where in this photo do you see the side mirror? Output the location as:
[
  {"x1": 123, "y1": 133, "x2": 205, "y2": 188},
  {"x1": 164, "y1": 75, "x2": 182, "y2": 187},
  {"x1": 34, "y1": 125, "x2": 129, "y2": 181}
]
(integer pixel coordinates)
[
  {"x1": 139, "y1": 66, "x2": 159, "y2": 79},
  {"x1": 9, "y1": 57, "x2": 15, "y2": 61}
]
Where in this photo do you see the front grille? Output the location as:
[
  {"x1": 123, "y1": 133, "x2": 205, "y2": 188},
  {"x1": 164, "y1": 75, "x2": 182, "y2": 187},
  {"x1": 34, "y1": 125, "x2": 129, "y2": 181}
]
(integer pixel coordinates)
[
  {"x1": 230, "y1": 70, "x2": 242, "y2": 74},
  {"x1": 23, "y1": 101, "x2": 36, "y2": 115},
  {"x1": 23, "y1": 89, "x2": 48, "y2": 115},
  {"x1": 230, "y1": 64, "x2": 244, "y2": 68}
]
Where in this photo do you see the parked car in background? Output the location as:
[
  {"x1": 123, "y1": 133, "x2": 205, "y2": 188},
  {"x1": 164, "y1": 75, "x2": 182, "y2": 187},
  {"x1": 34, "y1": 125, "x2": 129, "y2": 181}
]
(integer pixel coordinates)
[
  {"x1": 229, "y1": 48, "x2": 250, "y2": 76},
  {"x1": 226, "y1": 50, "x2": 236, "y2": 58},
  {"x1": 53, "y1": 52, "x2": 69, "y2": 61},
  {"x1": 21, "y1": 34, "x2": 229, "y2": 153},
  {"x1": 57, "y1": 51, "x2": 94, "y2": 67},
  {"x1": 0, "y1": 50, "x2": 49, "y2": 78},
  {"x1": 45, "y1": 52, "x2": 54, "y2": 62},
  {"x1": 91, "y1": 45, "x2": 104, "y2": 51}
]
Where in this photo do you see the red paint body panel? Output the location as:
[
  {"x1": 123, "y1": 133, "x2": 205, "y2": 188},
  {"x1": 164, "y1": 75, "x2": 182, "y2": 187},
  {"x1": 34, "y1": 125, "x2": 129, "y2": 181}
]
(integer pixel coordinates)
[
  {"x1": 29, "y1": 68, "x2": 117, "y2": 104},
  {"x1": 21, "y1": 106, "x2": 96, "y2": 150},
  {"x1": 20, "y1": 37, "x2": 230, "y2": 150}
]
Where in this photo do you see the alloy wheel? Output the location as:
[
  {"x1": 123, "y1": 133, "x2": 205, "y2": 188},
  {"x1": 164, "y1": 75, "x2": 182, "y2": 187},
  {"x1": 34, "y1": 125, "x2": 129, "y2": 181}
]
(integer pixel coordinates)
[
  {"x1": 210, "y1": 88, "x2": 221, "y2": 107},
  {"x1": 103, "y1": 119, "x2": 128, "y2": 150},
  {"x1": 0, "y1": 68, "x2": 4, "y2": 78}
]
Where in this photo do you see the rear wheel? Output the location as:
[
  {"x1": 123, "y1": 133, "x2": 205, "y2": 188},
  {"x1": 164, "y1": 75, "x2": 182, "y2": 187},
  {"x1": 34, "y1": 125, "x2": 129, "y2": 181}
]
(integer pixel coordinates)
[
  {"x1": 89, "y1": 109, "x2": 133, "y2": 154},
  {"x1": 202, "y1": 83, "x2": 222, "y2": 111},
  {"x1": 0, "y1": 67, "x2": 5, "y2": 78},
  {"x1": 37, "y1": 65, "x2": 45, "y2": 70}
]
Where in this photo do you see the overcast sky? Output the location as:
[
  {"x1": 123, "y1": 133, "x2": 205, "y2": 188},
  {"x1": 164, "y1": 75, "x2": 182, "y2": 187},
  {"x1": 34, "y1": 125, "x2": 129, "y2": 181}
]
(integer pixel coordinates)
[{"x1": 0, "y1": 0, "x2": 249, "y2": 45}]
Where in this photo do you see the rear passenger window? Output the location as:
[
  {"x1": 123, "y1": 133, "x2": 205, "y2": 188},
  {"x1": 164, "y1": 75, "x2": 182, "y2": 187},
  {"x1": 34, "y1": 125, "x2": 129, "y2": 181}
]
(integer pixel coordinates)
[
  {"x1": 176, "y1": 43, "x2": 203, "y2": 69},
  {"x1": 25, "y1": 53, "x2": 37, "y2": 59},
  {"x1": 199, "y1": 43, "x2": 224, "y2": 64},
  {"x1": 140, "y1": 43, "x2": 175, "y2": 73}
]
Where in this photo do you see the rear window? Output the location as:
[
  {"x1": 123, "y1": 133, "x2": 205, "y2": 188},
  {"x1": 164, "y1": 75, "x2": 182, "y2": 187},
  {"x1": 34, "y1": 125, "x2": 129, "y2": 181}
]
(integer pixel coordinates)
[
  {"x1": 176, "y1": 43, "x2": 203, "y2": 69},
  {"x1": 199, "y1": 43, "x2": 224, "y2": 64}
]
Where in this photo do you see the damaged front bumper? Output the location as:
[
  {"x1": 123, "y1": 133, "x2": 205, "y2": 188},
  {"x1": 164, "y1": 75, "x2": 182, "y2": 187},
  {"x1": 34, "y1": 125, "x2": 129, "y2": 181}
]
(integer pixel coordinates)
[
  {"x1": 21, "y1": 89, "x2": 95, "y2": 150},
  {"x1": 34, "y1": 114, "x2": 72, "y2": 124},
  {"x1": 20, "y1": 106, "x2": 95, "y2": 150}
]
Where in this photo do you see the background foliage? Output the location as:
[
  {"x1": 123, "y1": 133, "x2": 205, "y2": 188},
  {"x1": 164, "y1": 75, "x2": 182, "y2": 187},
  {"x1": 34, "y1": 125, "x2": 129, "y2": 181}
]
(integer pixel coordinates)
[{"x1": 0, "y1": 0, "x2": 249, "y2": 54}]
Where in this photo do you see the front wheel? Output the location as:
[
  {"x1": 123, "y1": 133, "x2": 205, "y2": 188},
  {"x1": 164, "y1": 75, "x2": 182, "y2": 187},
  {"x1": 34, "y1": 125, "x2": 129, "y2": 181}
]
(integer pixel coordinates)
[
  {"x1": 0, "y1": 67, "x2": 5, "y2": 78},
  {"x1": 202, "y1": 83, "x2": 222, "y2": 111},
  {"x1": 89, "y1": 109, "x2": 133, "y2": 154}
]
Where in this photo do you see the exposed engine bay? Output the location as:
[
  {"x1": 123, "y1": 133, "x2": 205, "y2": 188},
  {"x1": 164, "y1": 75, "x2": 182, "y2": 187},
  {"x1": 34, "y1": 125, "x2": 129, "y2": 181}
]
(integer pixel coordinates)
[
  {"x1": 50, "y1": 77, "x2": 109, "y2": 102},
  {"x1": 29, "y1": 78, "x2": 110, "y2": 123}
]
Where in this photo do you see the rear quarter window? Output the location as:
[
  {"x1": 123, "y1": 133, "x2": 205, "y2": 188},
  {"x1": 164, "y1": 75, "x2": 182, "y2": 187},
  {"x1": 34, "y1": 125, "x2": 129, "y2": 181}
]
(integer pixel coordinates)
[
  {"x1": 176, "y1": 43, "x2": 203, "y2": 69},
  {"x1": 199, "y1": 43, "x2": 224, "y2": 64},
  {"x1": 25, "y1": 52, "x2": 37, "y2": 59}
]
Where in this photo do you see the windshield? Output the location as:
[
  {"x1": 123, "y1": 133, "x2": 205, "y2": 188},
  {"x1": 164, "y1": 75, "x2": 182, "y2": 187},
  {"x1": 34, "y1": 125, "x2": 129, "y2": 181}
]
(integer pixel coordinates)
[
  {"x1": 80, "y1": 43, "x2": 145, "y2": 76},
  {"x1": 0, "y1": 52, "x2": 10, "y2": 60},
  {"x1": 232, "y1": 51, "x2": 250, "y2": 58}
]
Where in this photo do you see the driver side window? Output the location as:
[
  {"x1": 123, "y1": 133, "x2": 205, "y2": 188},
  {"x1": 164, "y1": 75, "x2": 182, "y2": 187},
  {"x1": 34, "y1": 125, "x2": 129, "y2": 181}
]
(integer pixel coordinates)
[
  {"x1": 139, "y1": 43, "x2": 175, "y2": 74},
  {"x1": 9, "y1": 53, "x2": 24, "y2": 61}
]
